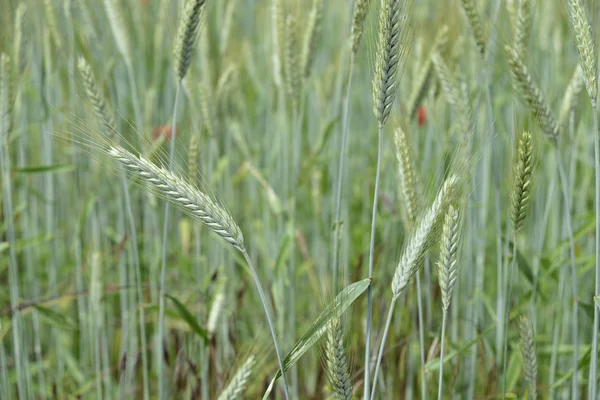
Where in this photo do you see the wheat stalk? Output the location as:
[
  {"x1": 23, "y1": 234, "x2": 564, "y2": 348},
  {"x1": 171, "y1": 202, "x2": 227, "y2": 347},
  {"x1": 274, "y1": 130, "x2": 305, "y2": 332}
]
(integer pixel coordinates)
[
  {"x1": 518, "y1": 316, "x2": 537, "y2": 400},
  {"x1": 217, "y1": 355, "x2": 256, "y2": 400},
  {"x1": 325, "y1": 319, "x2": 352, "y2": 400},
  {"x1": 174, "y1": 0, "x2": 207, "y2": 81},
  {"x1": 13, "y1": 4, "x2": 28, "y2": 74},
  {"x1": 0, "y1": 54, "x2": 13, "y2": 136},
  {"x1": 510, "y1": 131, "x2": 533, "y2": 235}
]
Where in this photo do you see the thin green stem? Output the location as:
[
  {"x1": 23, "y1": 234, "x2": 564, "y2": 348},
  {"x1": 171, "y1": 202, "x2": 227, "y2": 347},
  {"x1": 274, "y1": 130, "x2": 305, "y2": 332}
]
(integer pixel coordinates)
[
  {"x1": 416, "y1": 272, "x2": 427, "y2": 400},
  {"x1": 502, "y1": 240, "x2": 518, "y2": 399},
  {"x1": 437, "y1": 310, "x2": 448, "y2": 400},
  {"x1": 241, "y1": 249, "x2": 290, "y2": 400},
  {"x1": 364, "y1": 125, "x2": 384, "y2": 399},
  {"x1": 370, "y1": 300, "x2": 397, "y2": 400},
  {"x1": 589, "y1": 105, "x2": 599, "y2": 400}
]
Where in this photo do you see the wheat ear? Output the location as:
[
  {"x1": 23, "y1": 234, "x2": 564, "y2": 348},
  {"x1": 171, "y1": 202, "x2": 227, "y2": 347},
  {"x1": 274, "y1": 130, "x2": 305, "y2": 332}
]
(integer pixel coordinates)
[
  {"x1": 431, "y1": 51, "x2": 470, "y2": 133},
  {"x1": 43, "y1": 0, "x2": 63, "y2": 51},
  {"x1": 301, "y1": 0, "x2": 324, "y2": 78},
  {"x1": 0, "y1": 54, "x2": 13, "y2": 136},
  {"x1": 351, "y1": 0, "x2": 373, "y2": 54},
  {"x1": 566, "y1": 0, "x2": 598, "y2": 106},
  {"x1": 372, "y1": 0, "x2": 403, "y2": 127},
  {"x1": 460, "y1": 0, "x2": 486, "y2": 56},
  {"x1": 103, "y1": 0, "x2": 131, "y2": 65},
  {"x1": 13, "y1": 4, "x2": 28, "y2": 74},
  {"x1": 514, "y1": 0, "x2": 530, "y2": 60},
  {"x1": 284, "y1": 14, "x2": 302, "y2": 105},
  {"x1": 174, "y1": 0, "x2": 207, "y2": 81},
  {"x1": 437, "y1": 205, "x2": 460, "y2": 312},
  {"x1": 271, "y1": 0, "x2": 285, "y2": 87},
  {"x1": 559, "y1": 65, "x2": 585, "y2": 127},
  {"x1": 217, "y1": 355, "x2": 256, "y2": 400},
  {"x1": 108, "y1": 145, "x2": 244, "y2": 250},
  {"x1": 325, "y1": 319, "x2": 352, "y2": 400},
  {"x1": 510, "y1": 131, "x2": 533, "y2": 235},
  {"x1": 394, "y1": 127, "x2": 418, "y2": 226},
  {"x1": 506, "y1": 45, "x2": 559, "y2": 141},
  {"x1": 518, "y1": 316, "x2": 537, "y2": 400},
  {"x1": 77, "y1": 57, "x2": 116, "y2": 133}
]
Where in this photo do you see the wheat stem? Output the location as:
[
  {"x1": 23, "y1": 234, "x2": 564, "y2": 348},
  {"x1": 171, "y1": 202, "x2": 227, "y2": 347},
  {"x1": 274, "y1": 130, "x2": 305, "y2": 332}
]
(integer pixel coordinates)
[
  {"x1": 437, "y1": 311, "x2": 448, "y2": 400},
  {"x1": 370, "y1": 300, "x2": 397, "y2": 400},
  {"x1": 590, "y1": 105, "x2": 600, "y2": 400}
]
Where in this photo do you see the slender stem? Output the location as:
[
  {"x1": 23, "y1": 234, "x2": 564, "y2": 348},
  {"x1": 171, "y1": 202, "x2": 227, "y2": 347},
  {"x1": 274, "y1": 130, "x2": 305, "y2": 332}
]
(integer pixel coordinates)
[
  {"x1": 364, "y1": 125, "x2": 384, "y2": 399},
  {"x1": 555, "y1": 144, "x2": 579, "y2": 399},
  {"x1": 158, "y1": 82, "x2": 181, "y2": 399},
  {"x1": 241, "y1": 249, "x2": 290, "y2": 400},
  {"x1": 589, "y1": 104, "x2": 599, "y2": 400},
  {"x1": 332, "y1": 57, "x2": 354, "y2": 287},
  {"x1": 437, "y1": 310, "x2": 448, "y2": 400},
  {"x1": 502, "y1": 240, "x2": 518, "y2": 399},
  {"x1": 370, "y1": 300, "x2": 397, "y2": 400},
  {"x1": 416, "y1": 272, "x2": 427, "y2": 400}
]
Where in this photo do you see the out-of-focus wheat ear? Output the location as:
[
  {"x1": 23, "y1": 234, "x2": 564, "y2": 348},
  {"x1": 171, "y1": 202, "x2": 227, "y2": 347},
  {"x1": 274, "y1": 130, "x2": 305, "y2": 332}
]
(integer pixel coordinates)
[
  {"x1": 325, "y1": 319, "x2": 352, "y2": 400},
  {"x1": 188, "y1": 134, "x2": 199, "y2": 186},
  {"x1": 372, "y1": 0, "x2": 403, "y2": 128},
  {"x1": 392, "y1": 175, "x2": 459, "y2": 299},
  {"x1": 207, "y1": 281, "x2": 226, "y2": 338},
  {"x1": 393, "y1": 127, "x2": 418, "y2": 227},
  {"x1": 431, "y1": 51, "x2": 470, "y2": 133},
  {"x1": 43, "y1": 0, "x2": 63, "y2": 51},
  {"x1": 511, "y1": 130, "x2": 533, "y2": 235},
  {"x1": 103, "y1": 0, "x2": 132, "y2": 65},
  {"x1": 437, "y1": 205, "x2": 460, "y2": 313},
  {"x1": 301, "y1": 0, "x2": 324, "y2": 78},
  {"x1": 460, "y1": 0, "x2": 486, "y2": 56},
  {"x1": 506, "y1": 46, "x2": 560, "y2": 141},
  {"x1": 13, "y1": 4, "x2": 28, "y2": 74},
  {"x1": 216, "y1": 355, "x2": 255, "y2": 400},
  {"x1": 284, "y1": 14, "x2": 302, "y2": 105},
  {"x1": 406, "y1": 25, "x2": 449, "y2": 119},
  {"x1": 108, "y1": 145, "x2": 245, "y2": 250},
  {"x1": 351, "y1": 0, "x2": 372, "y2": 55},
  {"x1": 174, "y1": 0, "x2": 207, "y2": 81},
  {"x1": 199, "y1": 82, "x2": 217, "y2": 138},
  {"x1": 566, "y1": 0, "x2": 598, "y2": 106},
  {"x1": 518, "y1": 315, "x2": 537, "y2": 400},
  {"x1": 506, "y1": 0, "x2": 517, "y2": 32},
  {"x1": 77, "y1": 57, "x2": 116, "y2": 135},
  {"x1": 0, "y1": 54, "x2": 13, "y2": 136},
  {"x1": 559, "y1": 64, "x2": 585, "y2": 127},
  {"x1": 271, "y1": 0, "x2": 285, "y2": 87},
  {"x1": 514, "y1": 0, "x2": 530, "y2": 60}
]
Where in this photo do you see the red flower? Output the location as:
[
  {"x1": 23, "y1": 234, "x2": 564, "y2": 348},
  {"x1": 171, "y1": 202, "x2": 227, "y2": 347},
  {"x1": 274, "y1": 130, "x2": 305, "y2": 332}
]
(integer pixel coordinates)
[
  {"x1": 152, "y1": 125, "x2": 176, "y2": 141},
  {"x1": 417, "y1": 106, "x2": 427, "y2": 127}
]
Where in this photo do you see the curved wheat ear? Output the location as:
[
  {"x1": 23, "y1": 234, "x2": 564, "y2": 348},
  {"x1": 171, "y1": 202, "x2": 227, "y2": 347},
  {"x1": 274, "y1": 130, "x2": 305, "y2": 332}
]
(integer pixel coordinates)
[
  {"x1": 43, "y1": 0, "x2": 63, "y2": 51},
  {"x1": 174, "y1": 0, "x2": 207, "y2": 81},
  {"x1": 566, "y1": 0, "x2": 597, "y2": 106},
  {"x1": 437, "y1": 205, "x2": 460, "y2": 312},
  {"x1": 518, "y1": 315, "x2": 537, "y2": 400},
  {"x1": 301, "y1": 0, "x2": 324, "y2": 78},
  {"x1": 77, "y1": 57, "x2": 116, "y2": 134},
  {"x1": 13, "y1": 4, "x2": 27, "y2": 74},
  {"x1": 511, "y1": 130, "x2": 533, "y2": 235},
  {"x1": 392, "y1": 175, "x2": 459, "y2": 299},
  {"x1": 372, "y1": 0, "x2": 404, "y2": 128},
  {"x1": 325, "y1": 319, "x2": 352, "y2": 400},
  {"x1": 0, "y1": 54, "x2": 13, "y2": 136},
  {"x1": 351, "y1": 0, "x2": 372, "y2": 54},
  {"x1": 559, "y1": 65, "x2": 585, "y2": 127},
  {"x1": 514, "y1": 0, "x2": 530, "y2": 60},
  {"x1": 103, "y1": 0, "x2": 131, "y2": 65},
  {"x1": 460, "y1": 0, "x2": 486, "y2": 56},
  {"x1": 406, "y1": 25, "x2": 448, "y2": 119},
  {"x1": 284, "y1": 14, "x2": 302, "y2": 105},
  {"x1": 108, "y1": 145, "x2": 245, "y2": 250},
  {"x1": 394, "y1": 127, "x2": 418, "y2": 227},
  {"x1": 506, "y1": 46, "x2": 559, "y2": 141},
  {"x1": 217, "y1": 355, "x2": 255, "y2": 400}
]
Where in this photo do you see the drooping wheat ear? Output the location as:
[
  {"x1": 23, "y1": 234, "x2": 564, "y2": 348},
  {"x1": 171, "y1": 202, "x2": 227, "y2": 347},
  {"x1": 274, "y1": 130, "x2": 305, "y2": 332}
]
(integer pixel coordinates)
[
  {"x1": 103, "y1": 0, "x2": 132, "y2": 65},
  {"x1": 518, "y1": 315, "x2": 537, "y2": 400},
  {"x1": 406, "y1": 25, "x2": 449, "y2": 119},
  {"x1": 207, "y1": 282, "x2": 226, "y2": 338},
  {"x1": 43, "y1": 0, "x2": 63, "y2": 51},
  {"x1": 174, "y1": 0, "x2": 207, "y2": 81},
  {"x1": 351, "y1": 0, "x2": 373, "y2": 54},
  {"x1": 216, "y1": 355, "x2": 256, "y2": 400},
  {"x1": 188, "y1": 134, "x2": 199, "y2": 186},
  {"x1": 271, "y1": 0, "x2": 285, "y2": 87},
  {"x1": 559, "y1": 65, "x2": 585, "y2": 127},
  {"x1": 13, "y1": 4, "x2": 28, "y2": 74},
  {"x1": 108, "y1": 145, "x2": 245, "y2": 250},
  {"x1": 372, "y1": 0, "x2": 403, "y2": 128},
  {"x1": 506, "y1": 46, "x2": 560, "y2": 141},
  {"x1": 514, "y1": 0, "x2": 530, "y2": 60},
  {"x1": 77, "y1": 57, "x2": 116, "y2": 134},
  {"x1": 392, "y1": 175, "x2": 459, "y2": 299},
  {"x1": 301, "y1": 0, "x2": 324, "y2": 78},
  {"x1": 511, "y1": 130, "x2": 533, "y2": 235},
  {"x1": 460, "y1": 0, "x2": 486, "y2": 56},
  {"x1": 566, "y1": 0, "x2": 598, "y2": 106},
  {"x1": 284, "y1": 14, "x2": 302, "y2": 104},
  {"x1": 325, "y1": 319, "x2": 352, "y2": 400},
  {"x1": 0, "y1": 54, "x2": 13, "y2": 136},
  {"x1": 431, "y1": 51, "x2": 470, "y2": 133},
  {"x1": 437, "y1": 205, "x2": 460, "y2": 313},
  {"x1": 199, "y1": 82, "x2": 217, "y2": 138},
  {"x1": 394, "y1": 127, "x2": 418, "y2": 227}
]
